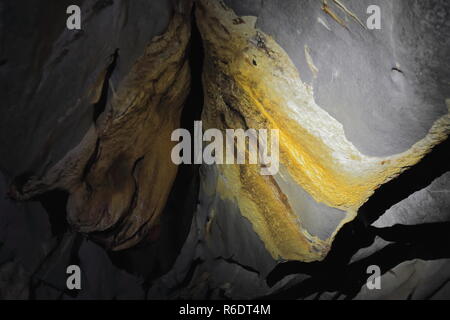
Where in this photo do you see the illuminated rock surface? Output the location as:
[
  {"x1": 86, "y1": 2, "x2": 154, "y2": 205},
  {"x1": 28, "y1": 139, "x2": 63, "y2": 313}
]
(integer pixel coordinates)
[
  {"x1": 0, "y1": 0, "x2": 449, "y2": 300},
  {"x1": 195, "y1": 0, "x2": 450, "y2": 261}
]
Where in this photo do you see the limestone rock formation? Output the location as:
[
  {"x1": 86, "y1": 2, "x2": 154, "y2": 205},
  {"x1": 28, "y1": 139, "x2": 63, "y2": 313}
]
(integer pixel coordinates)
[
  {"x1": 0, "y1": 0, "x2": 449, "y2": 300},
  {"x1": 3, "y1": 0, "x2": 193, "y2": 250}
]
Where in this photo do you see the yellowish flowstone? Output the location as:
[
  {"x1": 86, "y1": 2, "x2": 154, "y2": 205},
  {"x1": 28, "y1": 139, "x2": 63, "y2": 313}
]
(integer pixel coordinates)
[
  {"x1": 10, "y1": 9, "x2": 193, "y2": 250},
  {"x1": 196, "y1": 0, "x2": 450, "y2": 261}
]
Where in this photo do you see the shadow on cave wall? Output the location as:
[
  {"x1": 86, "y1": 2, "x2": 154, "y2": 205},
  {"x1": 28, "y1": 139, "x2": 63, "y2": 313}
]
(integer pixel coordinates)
[
  {"x1": 359, "y1": 137, "x2": 450, "y2": 226},
  {"x1": 264, "y1": 137, "x2": 450, "y2": 300}
]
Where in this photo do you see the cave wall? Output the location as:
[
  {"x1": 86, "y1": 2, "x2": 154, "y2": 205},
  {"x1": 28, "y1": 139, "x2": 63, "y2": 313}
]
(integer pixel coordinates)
[{"x1": 0, "y1": 0, "x2": 449, "y2": 300}]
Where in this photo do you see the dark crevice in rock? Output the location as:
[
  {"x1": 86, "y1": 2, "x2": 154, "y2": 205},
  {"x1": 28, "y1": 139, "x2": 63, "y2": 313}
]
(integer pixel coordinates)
[
  {"x1": 7, "y1": 171, "x2": 35, "y2": 198},
  {"x1": 93, "y1": 48, "x2": 119, "y2": 122},
  {"x1": 106, "y1": 7, "x2": 205, "y2": 285},
  {"x1": 150, "y1": 1, "x2": 205, "y2": 277},
  {"x1": 129, "y1": 156, "x2": 145, "y2": 212},
  {"x1": 215, "y1": 256, "x2": 261, "y2": 276},
  {"x1": 81, "y1": 138, "x2": 100, "y2": 197},
  {"x1": 33, "y1": 189, "x2": 70, "y2": 237},
  {"x1": 180, "y1": 3, "x2": 205, "y2": 142},
  {"x1": 391, "y1": 67, "x2": 404, "y2": 74}
]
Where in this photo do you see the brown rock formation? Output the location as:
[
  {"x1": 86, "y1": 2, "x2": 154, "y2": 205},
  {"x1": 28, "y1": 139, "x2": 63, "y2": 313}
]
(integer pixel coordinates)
[{"x1": 8, "y1": 4, "x2": 193, "y2": 250}]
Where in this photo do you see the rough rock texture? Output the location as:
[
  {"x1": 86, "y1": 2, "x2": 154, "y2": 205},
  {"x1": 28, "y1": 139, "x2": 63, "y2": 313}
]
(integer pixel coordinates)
[
  {"x1": 225, "y1": 0, "x2": 450, "y2": 157},
  {"x1": 3, "y1": 0, "x2": 193, "y2": 250},
  {"x1": 195, "y1": 0, "x2": 450, "y2": 261},
  {"x1": 0, "y1": 0, "x2": 449, "y2": 300}
]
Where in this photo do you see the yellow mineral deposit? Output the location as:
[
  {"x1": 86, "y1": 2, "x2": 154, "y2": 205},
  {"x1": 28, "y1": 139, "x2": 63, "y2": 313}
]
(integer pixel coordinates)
[
  {"x1": 196, "y1": 0, "x2": 450, "y2": 261},
  {"x1": 69, "y1": 12, "x2": 193, "y2": 250}
]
